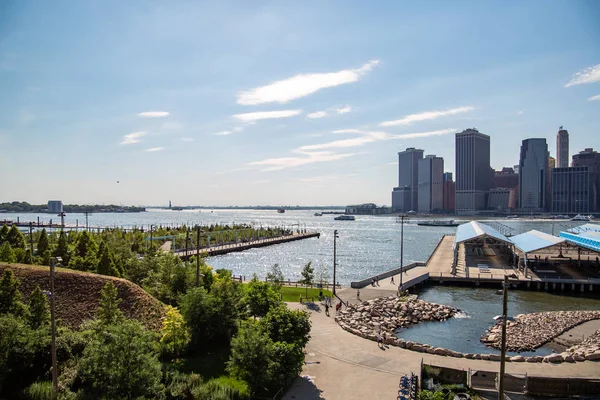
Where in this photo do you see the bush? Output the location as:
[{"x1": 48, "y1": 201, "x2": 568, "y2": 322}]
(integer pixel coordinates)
[{"x1": 24, "y1": 381, "x2": 56, "y2": 400}]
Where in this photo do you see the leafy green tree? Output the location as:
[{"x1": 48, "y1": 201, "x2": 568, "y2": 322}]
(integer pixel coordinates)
[
  {"x1": 96, "y1": 282, "x2": 124, "y2": 325},
  {"x1": 0, "y1": 242, "x2": 17, "y2": 263},
  {"x1": 27, "y1": 285, "x2": 50, "y2": 329},
  {"x1": 75, "y1": 231, "x2": 97, "y2": 259},
  {"x1": 96, "y1": 242, "x2": 120, "y2": 277},
  {"x1": 36, "y1": 229, "x2": 49, "y2": 256},
  {"x1": 242, "y1": 275, "x2": 281, "y2": 318},
  {"x1": 53, "y1": 230, "x2": 71, "y2": 265},
  {"x1": 159, "y1": 305, "x2": 190, "y2": 358},
  {"x1": 21, "y1": 250, "x2": 32, "y2": 265},
  {"x1": 266, "y1": 263, "x2": 284, "y2": 289},
  {"x1": 227, "y1": 321, "x2": 273, "y2": 395},
  {"x1": 260, "y1": 305, "x2": 311, "y2": 348},
  {"x1": 267, "y1": 341, "x2": 305, "y2": 391},
  {"x1": 0, "y1": 224, "x2": 8, "y2": 245},
  {"x1": 77, "y1": 319, "x2": 165, "y2": 400},
  {"x1": 6, "y1": 225, "x2": 25, "y2": 249},
  {"x1": 0, "y1": 269, "x2": 27, "y2": 316},
  {"x1": 298, "y1": 261, "x2": 315, "y2": 298}
]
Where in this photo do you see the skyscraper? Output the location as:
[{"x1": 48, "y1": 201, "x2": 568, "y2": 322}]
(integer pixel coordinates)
[
  {"x1": 455, "y1": 128, "x2": 491, "y2": 214},
  {"x1": 518, "y1": 138, "x2": 549, "y2": 211},
  {"x1": 391, "y1": 147, "x2": 423, "y2": 212},
  {"x1": 572, "y1": 148, "x2": 600, "y2": 212},
  {"x1": 556, "y1": 127, "x2": 569, "y2": 168},
  {"x1": 417, "y1": 155, "x2": 444, "y2": 213},
  {"x1": 443, "y1": 173, "x2": 455, "y2": 212}
]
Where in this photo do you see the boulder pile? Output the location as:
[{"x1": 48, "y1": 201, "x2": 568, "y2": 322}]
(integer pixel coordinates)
[
  {"x1": 335, "y1": 295, "x2": 457, "y2": 338},
  {"x1": 480, "y1": 310, "x2": 600, "y2": 352},
  {"x1": 564, "y1": 329, "x2": 600, "y2": 361}
]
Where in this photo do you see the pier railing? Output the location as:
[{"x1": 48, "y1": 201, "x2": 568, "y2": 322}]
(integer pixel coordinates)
[{"x1": 350, "y1": 262, "x2": 425, "y2": 288}]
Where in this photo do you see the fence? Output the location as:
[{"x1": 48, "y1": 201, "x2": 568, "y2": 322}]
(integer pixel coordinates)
[{"x1": 350, "y1": 262, "x2": 424, "y2": 288}]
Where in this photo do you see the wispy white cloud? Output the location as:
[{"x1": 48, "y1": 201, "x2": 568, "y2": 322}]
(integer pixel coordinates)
[
  {"x1": 213, "y1": 130, "x2": 233, "y2": 136},
  {"x1": 248, "y1": 150, "x2": 355, "y2": 171},
  {"x1": 565, "y1": 64, "x2": 600, "y2": 87},
  {"x1": 237, "y1": 60, "x2": 380, "y2": 105},
  {"x1": 307, "y1": 111, "x2": 328, "y2": 119},
  {"x1": 144, "y1": 147, "x2": 164, "y2": 152},
  {"x1": 180, "y1": 137, "x2": 194, "y2": 142},
  {"x1": 120, "y1": 131, "x2": 147, "y2": 145},
  {"x1": 588, "y1": 94, "x2": 600, "y2": 101},
  {"x1": 516, "y1": 111, "x2": 524, "y2": 115},
  {"x1": 380, "y1": 106, "x2": 474, "y2": 127},
  {"x1": 336, "y1": 105, "x2": 352, "y2": 114},
  {"x1": 232, "y1": 110, "x2": 303, "y2": 122},
  {"x1": 233, "y1": 126, "x2": 244, "y2": 132},
  {"x1": 296, "y1": 173, "x2": 357, "y2": 183},
  {"x1": 298, "y1": 128, "x2": 455, "y2": 151},
  {"x1": 138, "y1": 111, "x2": 170, "y2": 118}
]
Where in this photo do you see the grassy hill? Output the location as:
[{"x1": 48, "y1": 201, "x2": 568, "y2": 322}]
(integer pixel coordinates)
[{"x1": 0, "y1": 263, "x2": 166, "y2": 331}]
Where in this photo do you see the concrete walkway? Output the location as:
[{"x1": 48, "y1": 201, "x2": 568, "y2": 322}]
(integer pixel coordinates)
[{"x1": 284, "y1": 288, "x2": 600, "y2": 400}]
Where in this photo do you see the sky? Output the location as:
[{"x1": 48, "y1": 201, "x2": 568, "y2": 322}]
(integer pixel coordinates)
[{"x1": 1, "y1": 0, "x2": 599, "y2": 207}]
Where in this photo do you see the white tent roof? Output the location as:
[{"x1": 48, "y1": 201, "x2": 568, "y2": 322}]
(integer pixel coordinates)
[
  {"x1": 510, "y1": 229, "x2": 566, "y2": 254},
  {"x1": 454, "y1": 221, "x2": 511, "y2": 248}
]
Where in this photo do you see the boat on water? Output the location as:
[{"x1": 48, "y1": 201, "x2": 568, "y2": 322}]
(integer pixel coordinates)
[
  {"x1": 277, "y1": 208, "x2": 285, "y2": 213},
  {"x1": 334, "y1": 215, "x2": 355, "y2": 221},
  {"x1": 417, "y1": 220, "x2": 459, "y2": 227},
  {"x1": 507, "y1": 215, "x2": 518, "y2": 219},
  {"x1": 571, "y1": 214, "x2": 593, "y2": 222},
  {"x1": 314, "y1": 212, "x2": 323, "y2": 216}
]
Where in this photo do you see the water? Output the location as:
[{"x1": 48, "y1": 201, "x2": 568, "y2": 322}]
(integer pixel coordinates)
[
  {"x1": 3, "y1": 210, "x2": 598, "y2": 353},
  {"x1": 398, "y1": 286, "x2": 600, "y2": 356}
]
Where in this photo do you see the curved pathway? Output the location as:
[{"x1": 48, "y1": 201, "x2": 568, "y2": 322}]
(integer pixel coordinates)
[{"x1": 284, "y1": 288, "x2": 600, "y2": 400}]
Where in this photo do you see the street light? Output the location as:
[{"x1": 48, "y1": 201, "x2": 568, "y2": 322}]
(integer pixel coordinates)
[
  {"x1": 333, "y1": 230, "x2": 339, "y2": 295},
  {"x1": 397, "y1": 214, "x2": 407, "y2": 293},
  {"x1": 49, "y1": 257, "x2": 63, "y2": 392},
  {"x1": 497, "y1": 275, "x2": 509, "y2": 400}
]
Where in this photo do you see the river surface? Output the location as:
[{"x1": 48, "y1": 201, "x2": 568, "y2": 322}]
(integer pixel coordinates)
[{"x1": 3, "y1": 209, "x2": 599, "y2": 354}]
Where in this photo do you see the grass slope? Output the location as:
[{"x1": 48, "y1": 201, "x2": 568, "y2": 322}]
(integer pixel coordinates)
[
  {"x1": 0, "y1": 262, "x2": 166, "y2": 331},
  {"x1": 279, "y1": 286, "x2": 332, "y2": 302}
]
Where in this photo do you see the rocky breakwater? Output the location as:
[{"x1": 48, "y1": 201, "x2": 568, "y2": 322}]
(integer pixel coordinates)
[
  {"x1": 335, "y1": 295, "x2": 457, "y2": 341},
  {"x1": 481, "y1": 310, "x2": 600, "y2": 353},
  {"x1": 562, "y1": 329, "x2": 600, "y2": 362}
]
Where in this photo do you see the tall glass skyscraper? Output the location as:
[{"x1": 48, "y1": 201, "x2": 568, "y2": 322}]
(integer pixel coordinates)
[
  {"x1": 518, "y1": 138, "x2": 549, "y2": 211},
  {"x1": 391, "y1": 147, "x2": 423, "y2": 212},
  {"x1": 455, "y1": 129, "x2": 491, "y2": 214},
  {"x1": 556, "y1": 127, "x2": 569, "y2": 168}
]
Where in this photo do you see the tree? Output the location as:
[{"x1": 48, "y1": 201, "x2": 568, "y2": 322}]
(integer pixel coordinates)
[
  {"x1": 77, "y1": 319, "x2": 165, "y2": 399},
  {"x1": 0, "y1": 224, "x2": 8, "y2": 245},
  {"x1": 159, "y1": 305, "x2": 190, "y2": 358},
  {"x1": 266, "y1": 263, "x2": 284, "y2": 289},
  {"x1": 75, "y1": 231, "x2": 97, "y2": 259},
  {"x1": 27, "y1": 285, "x2": 50, "y2": 329},
  {"x1": 242, "y1": 275, "x2": 281, "y2": 318},
  {"x1": 298, "y1": 261, "x2": 315, "y2": 298},
  {"x1": 6, "y1": 225, "x2": 25, "y2": 250},
  {"x1": 96, "y1": 282, "x2": 124, "y2": 325},
  {"x1": 0, "y1": 269, "x2": 27, "y2": 316},
  {"x1": 36, "y1": 229, "x2": 49, "y2": 256},
  {"x1": 316, "y1": 263, "x2": 330, "y2": 286},
  {"x1": 260, "y1": 305, "x2": 311, "y2": 348},
  {"x1": 227, "y1": 321, "x2": 274, "y2": 395},
  {"x1": 0, "y1": 242, "x2": 17, "y2": 263},
  {"x1": 53, "y1": 230, "x2": 71, "y2": 264},
  {"x1": 97, "y1": 242, "x2": 120, "y2": 277}
]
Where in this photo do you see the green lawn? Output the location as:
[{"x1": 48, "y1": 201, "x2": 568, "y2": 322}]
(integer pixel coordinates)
[{"x1": 279, "y1": 286, "x2": 332, "y2": 302}]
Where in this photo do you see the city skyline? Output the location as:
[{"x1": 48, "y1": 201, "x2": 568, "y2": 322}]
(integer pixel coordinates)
[{"x1": 1, "y1": 1, "x2": 599, "y2": 206}]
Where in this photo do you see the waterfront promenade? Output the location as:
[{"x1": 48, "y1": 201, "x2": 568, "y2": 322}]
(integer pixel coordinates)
[{"x1": 285, "y1": 287, "x2": 600, "y2": 400}]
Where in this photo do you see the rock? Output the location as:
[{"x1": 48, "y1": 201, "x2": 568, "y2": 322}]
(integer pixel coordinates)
[
  {"x1": 510, "y1": 356, "x2": 525, "y2": 362},
  {"x1": 480, "y1": 354, "x2": 491, "y2": 360},
  {"x1": 489, "y1": 354, "x2": 501, "y2": 361},
  {"x1": 434, "y1": 348, "x2": 450, "y2": 356},
  {"x1": 526, "y1": 356, "x2": 543, "y2": 363},
  {"x1": 544, "y1": 354, "x2": 562, "y2": 363},
  {"x1": 585, "y1": 352, "x2": 600, "y2": 361},
  {"x1": 573, "y1": 354, "x2": 585, "y2": 362}
]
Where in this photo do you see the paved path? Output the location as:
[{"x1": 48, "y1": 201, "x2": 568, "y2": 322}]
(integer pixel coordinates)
[
  {"x1": 551, "y1": 319, "x2": 600, "y2": 350},
  {"x1": 284, "y1": 288, "x2": 600, "y2": 400}
]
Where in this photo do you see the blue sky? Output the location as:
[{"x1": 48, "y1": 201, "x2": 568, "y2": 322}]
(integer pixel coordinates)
[{"x1": 1, "y1": 0, "x2": 599, "y2": 206}]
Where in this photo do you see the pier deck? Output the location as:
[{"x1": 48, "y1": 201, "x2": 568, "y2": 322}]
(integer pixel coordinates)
[{"x1": 173, "y1": 231, "x2": 320, "y2": 258}]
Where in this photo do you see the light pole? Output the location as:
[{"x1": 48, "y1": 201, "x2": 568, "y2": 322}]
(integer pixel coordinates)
[
  {"x1": 398, "y1": 214, "x2": 407, "y2": 292},
  {"x1": 498, "y1": 275, "x2": 509, "y2": 400},
  {"x1": 333, "y1": 229, "x2": 339, "y2": 295},
  {"x1": 49, "y1": 257, "x2": 62, "y2": 392}
]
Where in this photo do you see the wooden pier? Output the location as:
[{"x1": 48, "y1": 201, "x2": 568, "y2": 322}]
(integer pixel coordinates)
[{"x1": 174, "y1": 231, "x2": 320, "y2": 259}]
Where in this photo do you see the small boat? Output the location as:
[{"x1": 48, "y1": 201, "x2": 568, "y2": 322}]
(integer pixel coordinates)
[
  {"x1": 334, "y1": 215, "x2": 355, "y2": 221},
  {"x1": 277, "y1": 208, "x2": 285, "y2": 213},
  {"x1": 314, "y1": 212, "x2": 322, "y2": 216},
  {"x1": 571, "y1": 214, "x2": 593, "y2": 221},
  {"x1": 417, "y1": 220, "x2": 459, "y2": 227},
  {"x1": 507, "y1": 215, "x2": 518, "y2": 219}
]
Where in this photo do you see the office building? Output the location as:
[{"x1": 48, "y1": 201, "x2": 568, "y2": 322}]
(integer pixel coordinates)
[
  {"x1": 391, "y1": 147, "x2": 424, "y2": 212},
  {"x1": 417, "y1": 155, "x2": 444, "y2": 213},
  {"x1": 47, "y1": 200, "x2": 63, "y2": 213},
  {"x1": 572, "y1": 148, "x2": 600, "y2": 212},
  {"x1": 487, "y1": 188, "x2": 513, "y2": 210},
  {"x1": 493, "y1": 167, "x2": 518, "y2": 189},
  {"x1": 518, "y1": 138, "x2": 549, "y2": 211},
  {"x1": 552, "y1": 167, "x2": 593, "y2": 213},
  {"x1": 556, "y1": 127, "x2": 569, "y2": 168},
  {"x1": 455, "y1": 128, "x2": 491, "y2": 214}
]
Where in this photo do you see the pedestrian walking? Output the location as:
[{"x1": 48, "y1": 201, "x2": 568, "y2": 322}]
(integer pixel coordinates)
[
  {"x1": 325, "y1": 302, "x2": 329, "y2": 316},
  {"x1": 377, "y1": 330, "x2": 383, "y2": 348},
  {"x1": 357, "y1": 289, "x2": 360, "y2": 299},
  {"x1": 390, "y1": 276, "x2": 395, "y2": 285}
]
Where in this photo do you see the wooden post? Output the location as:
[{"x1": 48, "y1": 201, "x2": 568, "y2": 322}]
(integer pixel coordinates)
[{"x1": 196, "y1": 225, "x2": 201, "y2": 286}]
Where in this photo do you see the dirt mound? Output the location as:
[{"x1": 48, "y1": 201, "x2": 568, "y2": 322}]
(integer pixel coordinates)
[{"x1": 0, "y1": 263, "x2": 166, "y2": 331}]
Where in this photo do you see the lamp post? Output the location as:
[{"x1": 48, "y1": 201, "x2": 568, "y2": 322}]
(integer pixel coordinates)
[
  {"x1": 333, "y1": 230, "x2": 339, "y2": 295},
  {"x1": 398, "y1": 214, "x2": 407, "y2": 292},
  {"x1": 498, "y1": 275, "x2": 509, "y2": 400},
  {"x1": 49, "y1": 257, "x2": 62, "y2": 392}
]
